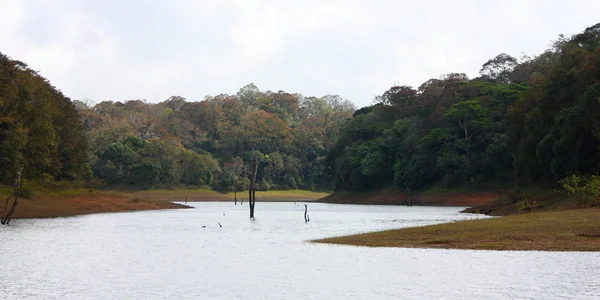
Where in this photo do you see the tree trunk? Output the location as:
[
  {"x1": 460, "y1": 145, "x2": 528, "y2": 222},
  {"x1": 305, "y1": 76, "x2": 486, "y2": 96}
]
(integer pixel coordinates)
[
  {"x1": 304, "y1": 204, "x2": 309, "y2": 222},
  {"x1": 249, "y1": 188, "x2": 254, "y2": 218},
  {"x1": 249, "y1": 190, "x2": 255, "y2": 218},
  {"x1": 234, "y1": 191, "x2": 237, "y2": 205},
  {"x1": 1, "y1": 168, "x2": 22, "y2": 225},
  {"x1": 248, "y1": 148, "x2": 259, "y2": 219}
]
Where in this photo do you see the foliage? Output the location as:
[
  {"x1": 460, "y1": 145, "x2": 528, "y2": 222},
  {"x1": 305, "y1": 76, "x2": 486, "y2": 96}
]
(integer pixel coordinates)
[
  {"x1": 327, "y1": 22, "x2": 600, "y2": 193},
  {"x1": 4, "y1": 22, "x2": 600, "y2": 196},
  {"x1": 18, "y1": 179, "x2": 35, "y2": 198},
  {"x1": 0, "y1": 53, "x2": 88, "y2": 184},
  {"x1": 78, "y1": 84, "x2": 354, "y2": 190},
  {"x1": 516, "y1": 199, "x2": 538, "y2": 214},
  {"x1": 559, "y1": 174, "x2": 600, "y2": 207}
]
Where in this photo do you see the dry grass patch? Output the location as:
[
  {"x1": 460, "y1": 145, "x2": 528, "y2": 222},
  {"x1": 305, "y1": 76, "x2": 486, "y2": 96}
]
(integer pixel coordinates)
[
  {"x1": 313, "y1": 208, "x2": 600, "y2": 251},
  {"x1": 226, "y1": 190, "x2": 329, "y2": 201},
  {"x1": 130, "y1": 189, "x2": 329, "y2": 202},
  {"x1": 1, "y1": 186, "x2": 190, "y2": 219},
  {"x1": 129, "y1": 189, "x2": 230, "y2": 201}
]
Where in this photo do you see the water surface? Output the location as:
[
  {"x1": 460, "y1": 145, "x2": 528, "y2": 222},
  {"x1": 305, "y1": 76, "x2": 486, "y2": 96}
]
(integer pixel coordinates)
[{"x1": 1, "y1": 202, "x2": 598, "y2": 299}]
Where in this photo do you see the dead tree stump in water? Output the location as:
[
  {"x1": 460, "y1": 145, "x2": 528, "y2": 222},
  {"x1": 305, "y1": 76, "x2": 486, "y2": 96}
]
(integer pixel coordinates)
[
  {"x1": 304, "y1": 204, "x2": 309, "y2": 223},
  {"x1": 248, "y1": 149, "x2": 259, "y2": 219},
  {"x1": 1, "y1": 168, "x2": 22, "y2": 225}
]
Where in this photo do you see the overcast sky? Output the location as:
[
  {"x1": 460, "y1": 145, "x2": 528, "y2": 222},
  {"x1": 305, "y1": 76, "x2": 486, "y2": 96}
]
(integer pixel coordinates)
[{"x1": 1, "y1": 0, "x2": 598, "y2": 108}]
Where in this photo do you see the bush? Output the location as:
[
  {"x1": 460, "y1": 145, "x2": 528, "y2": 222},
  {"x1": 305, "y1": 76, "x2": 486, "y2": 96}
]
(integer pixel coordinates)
[
  {"x1": 559, "y1": 174, "x2": 600, "y2": 207},
  {"x1": 18, "y1": 179, "x2": 35, "y2": 198},
  {"x1": 283, "y1": 173, "x2": 297, "y2": 190},
  {"x1": 516, "y1": 199, "x2": 538, "y2": 213}
]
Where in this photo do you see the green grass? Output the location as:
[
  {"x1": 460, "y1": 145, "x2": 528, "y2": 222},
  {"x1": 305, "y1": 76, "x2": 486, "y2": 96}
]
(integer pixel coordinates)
[
  {"x1": 313, "y1": 207, "x2": 600, "y2": 251},
  {"x1": 225, "y1": 189, "x2": 330, "y2": 201},
  {"x1": 127, "y1": 188, "x2": 329, "y2": 201},
  {"x1": 2, "y1": 183, "x2": 330, "y2": 202}
]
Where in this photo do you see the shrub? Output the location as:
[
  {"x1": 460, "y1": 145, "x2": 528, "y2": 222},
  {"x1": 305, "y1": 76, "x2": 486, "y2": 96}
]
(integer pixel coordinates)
[
  {"x1": 516, "y1": 199, "x2": 538, "y2": 213},
  {"x1": 18, "y1": 179, "x2": 35, "y2": 198},
  {"x1": 558, "y1": 174, "x2": 600, "y2": 207}
]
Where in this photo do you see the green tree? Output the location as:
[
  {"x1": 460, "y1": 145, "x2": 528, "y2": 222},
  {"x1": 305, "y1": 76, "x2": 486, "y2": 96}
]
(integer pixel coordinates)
[
  {"x1": 444, "y1": 100, "x2": 491, "y2": 141},
  {"x1": 559, "y1": 174, "x2": 600, "y2": 207}
]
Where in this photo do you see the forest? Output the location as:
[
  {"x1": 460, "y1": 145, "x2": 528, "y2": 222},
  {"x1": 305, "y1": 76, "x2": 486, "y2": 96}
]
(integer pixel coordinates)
[
  {"x1": 327, "y1": 22, "x2": 600, "y2": 195},
  {"x1": 1, "y1": 22, "x2": 599, "y2": 198},
  {"x1": 0, "y1": 55, "x2": 355, "y2": 192}
]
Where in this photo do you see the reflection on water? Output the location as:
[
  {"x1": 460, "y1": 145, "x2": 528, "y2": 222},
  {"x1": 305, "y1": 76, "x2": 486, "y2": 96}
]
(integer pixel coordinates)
[{"x1": 1, "y1": 202, "x2": 599, "y2": 300}]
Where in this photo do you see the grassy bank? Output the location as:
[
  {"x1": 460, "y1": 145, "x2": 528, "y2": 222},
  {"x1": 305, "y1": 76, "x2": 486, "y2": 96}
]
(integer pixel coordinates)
[
  {"x1": 313, "y1": 207, "x2": 600, "y2": 251},
  {"x1": 1, "y1": 186, "x2": 328, "y2": 220},
  {"x1": 131, "y1": 189, "x2": 329, "y2": 202},
  {"x1": 319, "y1": 186, "x2": 498, "y2": 207},
  {"x1": 0, "y1": 187, "x2": 189, "y2": 219},
  {"x1": 225, "y1": 189, "x2": 329, "y2": 201}
]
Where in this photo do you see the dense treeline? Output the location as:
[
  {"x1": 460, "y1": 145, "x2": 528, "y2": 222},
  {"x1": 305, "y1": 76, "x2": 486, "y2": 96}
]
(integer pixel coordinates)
[
  {"x1": 327, "y1": 23, "x2": 600, "y2": 192},
  {"x1": 0, "y1": 50, "x2": 354, "y2": 192},
  {"x1": 0, "y1": 54, "x2": 89, "y2": 184},
  {"x1": 76, "y1": 85, "x2": 354, "y2": 191},
  {"x1": 3, "y1": 22, "x2": 598, "y2": 197}
]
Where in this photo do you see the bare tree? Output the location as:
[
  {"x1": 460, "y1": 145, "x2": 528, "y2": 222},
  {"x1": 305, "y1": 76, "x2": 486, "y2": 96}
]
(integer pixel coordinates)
[
  {"x1": 304, "y1": 204, "x2": 310, "y2": 222},
  {"x1": 248, "y1": 149, "x2": 259, "y2": 218},
  {"x1": 2, "y1": 168, "x2": 23, "y2": 225}
]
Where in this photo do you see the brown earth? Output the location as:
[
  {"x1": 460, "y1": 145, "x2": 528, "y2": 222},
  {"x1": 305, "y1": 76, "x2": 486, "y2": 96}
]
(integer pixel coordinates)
[
  {"x1": 5, "y1": 191, "x2": 189, "y2": 219},
  {"x1": 319, "y1": 189, "x2": 498, "y2": 207}
]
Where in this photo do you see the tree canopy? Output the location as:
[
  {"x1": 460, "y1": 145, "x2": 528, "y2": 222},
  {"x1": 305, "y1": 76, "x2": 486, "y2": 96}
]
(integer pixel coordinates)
[
  {"x1": 2, "y1": 22, "x2": 600, "y2": 197},
  {"x1": 0, "y1": 53, "x2": 88, "y2": 183},
  {"x1": 77, "y1": 85, "x2": 355, "y2": 191},
  {"x1": 327, "y1": 22, "x2": 600, "y2": 192}
]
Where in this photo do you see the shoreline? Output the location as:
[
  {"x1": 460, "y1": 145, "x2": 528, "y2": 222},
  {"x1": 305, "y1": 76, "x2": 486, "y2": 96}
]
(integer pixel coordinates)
[
  {"x1": 3, "y1": 188, "x2": 329, "y2": 220},
  {"x1": 129, "y1": 189, "x2": 330, "y2": 202},
  {"x1": 318, "y1": 189, "x2": 498, "y2": 207},
  {"x1": 7, "y1": 190, "x2": 190, "y2": 220},
  {"x1": 313, "y1": 207, "x2": 600, "y2": 251}
]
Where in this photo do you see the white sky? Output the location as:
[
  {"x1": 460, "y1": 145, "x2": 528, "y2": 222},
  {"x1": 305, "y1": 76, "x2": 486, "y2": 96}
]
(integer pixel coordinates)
[{"x1": 1, "y1": 0, "x2": 598, "y2": 108}]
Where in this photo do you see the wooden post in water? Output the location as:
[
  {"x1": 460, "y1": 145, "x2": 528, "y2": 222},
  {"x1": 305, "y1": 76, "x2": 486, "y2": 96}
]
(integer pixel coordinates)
[
  {"x1": 304, "y1": 204, "x2": 309, "y2": 223},
  {"x1": 248, "y1": 149, "x2": 259, "y2": 219}
]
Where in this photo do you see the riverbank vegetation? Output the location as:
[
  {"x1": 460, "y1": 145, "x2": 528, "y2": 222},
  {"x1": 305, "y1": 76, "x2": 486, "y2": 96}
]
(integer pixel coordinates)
[
  {"x1": 0, "y1": 186, "x2": 325, "y2": 218},
  {"x1": 325, "y1": 22, "x2": 600, "y2": 213},
  {"x1": 3, "y1": 22, "x2": 600, "y2": 222},
  {"x1": 77, "y1": 86, "x2": 354, "y2": 192},
  {"x1": 315, "y1": 22, "x2": 600, "y2": 251},
  {"x1": 1, "y1": 49, "x2": 346, "y2": 219},
  {"x1": 1, "y1": 50, "x2": 353, "y2": 195},
  {"x1": 313, "y1": 208, "x2": 600, "y2": 251}
]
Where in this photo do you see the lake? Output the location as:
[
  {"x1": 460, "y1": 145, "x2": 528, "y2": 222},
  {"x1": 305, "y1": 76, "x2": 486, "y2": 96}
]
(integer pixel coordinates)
[{"x1": 1, "y1": 202, "x2": 599, "y2": 299}]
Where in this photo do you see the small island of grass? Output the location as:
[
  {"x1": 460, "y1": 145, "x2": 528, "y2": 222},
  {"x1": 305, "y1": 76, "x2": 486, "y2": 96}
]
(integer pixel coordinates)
[{"x1": 313, "y1": 208, "x2": 600, "y2": 251}]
